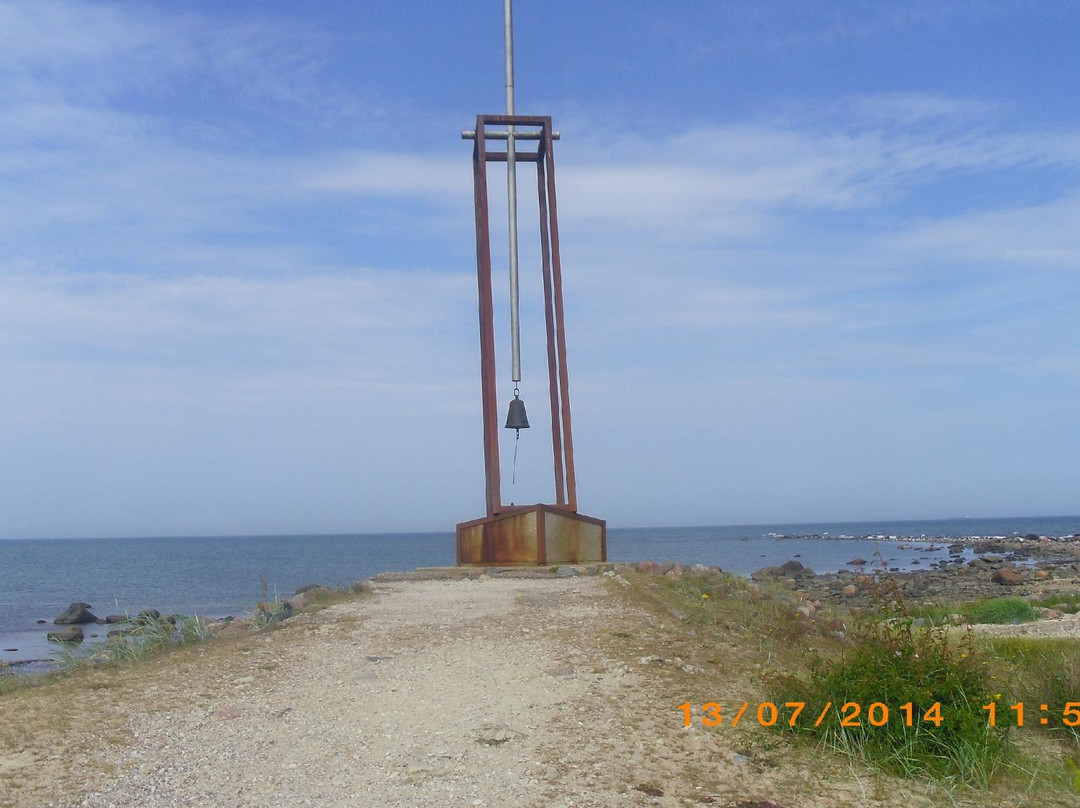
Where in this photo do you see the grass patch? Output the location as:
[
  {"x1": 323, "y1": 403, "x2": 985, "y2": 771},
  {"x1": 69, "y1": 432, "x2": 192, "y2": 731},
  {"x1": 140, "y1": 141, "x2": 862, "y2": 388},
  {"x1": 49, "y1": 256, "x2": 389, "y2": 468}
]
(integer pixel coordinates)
[
  {"x1": 73, "y1": 614, "x2": 215, "y2": 666},
  {"x1": 772, "y1": 614, "x2": 1007, "y2": 785},
  {"x1": 981, "y1": 637, "x2": 1080, "y2": 744},
  {"x1": 1029, "y1": 593, "x2": 1080, "y2": 614},
  {"x1": 908, "y1": 597, "x2": 1039, "y2": 626},
  {"x1": 652, "y1": 572, "x2": 845, "y2": 661},
  {"x1": 967, "y1": 598, "x2": 1039, "y2": 625}
]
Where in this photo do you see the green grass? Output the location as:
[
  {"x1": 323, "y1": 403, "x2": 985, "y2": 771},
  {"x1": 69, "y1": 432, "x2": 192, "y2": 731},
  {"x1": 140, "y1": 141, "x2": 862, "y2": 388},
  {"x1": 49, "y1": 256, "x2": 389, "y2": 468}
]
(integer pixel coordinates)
[
  {"x1": 981, "y1": 637, "x2": 1080, "y2": 744},
  {"x1": 653, "y1": 571, "x2": 845, "y2": 655},
  {"x1": 771, "y1": 615, "x2": 1008, "y2": 785},
  {"x1": 908, "y1": 597, "x2": 1039, "y2": 626},
  {"x1": 1028, "y1": 593, "x2": 1080, "y2": 614},
  {"x1": 967, "y1": 598, "x2": 1039, "y2": 625},
  {"x1": 67, "y1": 614, "x2": 216, "y2": 665}
]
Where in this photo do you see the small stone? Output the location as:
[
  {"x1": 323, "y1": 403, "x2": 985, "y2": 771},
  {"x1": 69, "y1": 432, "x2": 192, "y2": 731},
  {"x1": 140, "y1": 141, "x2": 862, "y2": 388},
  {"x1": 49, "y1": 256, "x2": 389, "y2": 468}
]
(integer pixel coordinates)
[
  {"x1": 841, "y1": 584, "x2": 857, "y2": 597},
  {"x1": 731, "y1": 753, "x2": 751, "y2": 766}
]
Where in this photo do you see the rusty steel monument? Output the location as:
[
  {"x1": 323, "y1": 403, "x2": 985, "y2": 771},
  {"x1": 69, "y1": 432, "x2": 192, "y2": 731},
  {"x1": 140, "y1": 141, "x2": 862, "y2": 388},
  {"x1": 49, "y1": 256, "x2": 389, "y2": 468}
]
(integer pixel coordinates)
[{"x1": 455, "y1": 0, "x2": 606, "y2": 565}]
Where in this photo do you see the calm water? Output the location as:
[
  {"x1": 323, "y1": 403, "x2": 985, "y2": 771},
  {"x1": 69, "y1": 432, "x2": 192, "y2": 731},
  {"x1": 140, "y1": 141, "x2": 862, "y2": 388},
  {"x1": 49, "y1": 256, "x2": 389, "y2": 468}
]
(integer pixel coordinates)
[{"x1": 2, "y1": 515, "x2": 1078, "y2": 667}]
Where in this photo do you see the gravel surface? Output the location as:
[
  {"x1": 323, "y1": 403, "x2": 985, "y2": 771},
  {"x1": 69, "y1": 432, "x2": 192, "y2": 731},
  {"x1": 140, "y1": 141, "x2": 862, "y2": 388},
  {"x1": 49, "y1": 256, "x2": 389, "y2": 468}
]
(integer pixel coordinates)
[{"x1": 70, "y1": 578, "x2": 653, "y2": 808}]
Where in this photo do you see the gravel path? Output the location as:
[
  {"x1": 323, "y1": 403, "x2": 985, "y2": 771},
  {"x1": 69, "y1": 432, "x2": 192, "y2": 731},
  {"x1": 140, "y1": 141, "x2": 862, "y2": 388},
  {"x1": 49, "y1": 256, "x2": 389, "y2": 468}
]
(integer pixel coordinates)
[
  {"x1": 9, "y1": 574, "x2": 1059, "y2": 808},
  {"x1": 70, "y1": 577, "x2": 651, "y2": 808}
]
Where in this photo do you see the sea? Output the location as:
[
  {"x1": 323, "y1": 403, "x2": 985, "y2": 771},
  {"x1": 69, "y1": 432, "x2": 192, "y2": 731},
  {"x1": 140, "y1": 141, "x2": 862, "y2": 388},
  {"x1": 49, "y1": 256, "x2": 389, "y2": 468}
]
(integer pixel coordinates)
[{"x1": 2, "y1": 515, "x2": 1078, "y2": 671}]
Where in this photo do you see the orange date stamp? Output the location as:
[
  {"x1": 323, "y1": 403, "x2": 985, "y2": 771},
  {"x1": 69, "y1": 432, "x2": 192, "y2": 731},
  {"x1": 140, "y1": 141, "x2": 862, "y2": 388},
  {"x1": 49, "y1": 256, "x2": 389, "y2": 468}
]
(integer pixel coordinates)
[
  {"x1": 679, "y1": 701, "x2": 1080, "y2": 728},
  {"x1": 680, "y1": 701, "x2": 947, "y2": 729}
]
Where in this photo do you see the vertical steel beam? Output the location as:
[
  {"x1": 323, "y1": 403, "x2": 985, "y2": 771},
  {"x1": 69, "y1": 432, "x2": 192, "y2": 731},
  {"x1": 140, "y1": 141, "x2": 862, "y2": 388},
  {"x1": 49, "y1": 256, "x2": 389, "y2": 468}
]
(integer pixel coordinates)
[
  {"x1": 541, "y1": 119, "x2": 578, "y2": 510},
  {"x1": 472, "y1": 116, "x2": 502, "y2": 517},
  {"x1": 535, "y1": 133, "x2": 566, "y2": 505}
]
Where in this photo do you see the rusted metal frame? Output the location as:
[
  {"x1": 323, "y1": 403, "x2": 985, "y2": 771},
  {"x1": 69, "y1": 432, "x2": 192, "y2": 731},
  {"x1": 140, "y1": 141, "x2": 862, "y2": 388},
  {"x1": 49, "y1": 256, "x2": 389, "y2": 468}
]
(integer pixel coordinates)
[
  {"x1": 481, "y1": 114, "x2": 548, "y2": 127},
  {"x1": 535, "y1": 137, "x2": 566, "y2": 506},
  {"x1": 485, "y1": 151, "x2": 541, "y2": 163},
  {"x1": 473, "y1": 115, "x2": 503, "y2": 517},
  {"x1": 542, "y1": 118, "x2": 578, "y2": 511}
]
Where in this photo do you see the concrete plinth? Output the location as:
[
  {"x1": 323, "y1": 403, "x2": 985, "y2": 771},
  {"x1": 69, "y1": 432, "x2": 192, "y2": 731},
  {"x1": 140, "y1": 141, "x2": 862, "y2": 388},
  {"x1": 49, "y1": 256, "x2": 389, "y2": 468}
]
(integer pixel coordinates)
[{"x1": 456, "y1": 504, "x2": 606, "y2": 566}]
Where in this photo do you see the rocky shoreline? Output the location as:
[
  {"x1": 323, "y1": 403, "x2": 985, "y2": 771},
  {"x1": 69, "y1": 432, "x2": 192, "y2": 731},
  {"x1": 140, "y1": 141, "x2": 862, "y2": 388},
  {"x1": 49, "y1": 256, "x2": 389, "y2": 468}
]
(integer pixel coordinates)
[
  {"x1": 612, "y1": 535, "x2": 1080, "y2": 628},
  {"x1": 767, "y1": 530, "x2": 1080, "y2": 545},
  {"x1": 0, "y1": 584, "x2": 343, "y2": 674},
  {"x1": 750, "y1": 534, "x2": 1080, "y2": 608}
]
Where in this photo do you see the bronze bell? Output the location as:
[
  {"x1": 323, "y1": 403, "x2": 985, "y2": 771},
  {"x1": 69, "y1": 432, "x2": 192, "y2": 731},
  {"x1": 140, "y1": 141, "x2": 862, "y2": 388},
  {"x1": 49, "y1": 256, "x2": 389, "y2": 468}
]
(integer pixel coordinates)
[{"x1": 505, "y1": 392, "x2": 529, "y2": 430}]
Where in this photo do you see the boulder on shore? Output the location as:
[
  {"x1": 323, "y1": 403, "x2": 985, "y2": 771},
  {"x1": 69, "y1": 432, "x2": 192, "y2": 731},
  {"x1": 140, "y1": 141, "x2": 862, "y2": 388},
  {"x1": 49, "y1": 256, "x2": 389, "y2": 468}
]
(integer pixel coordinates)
[
  {"x1": 54, "y1": 602, "x2": 98, "y2": 625},
  {"x1": 991, "y1": 567, "x2": 1023, "y2": 586},
  {"x1": 752, "y1": 560, "x2": 817, "y2": 581},
  {"x1": 47, "y1": 625, "x2": 84, "y2": 644}
]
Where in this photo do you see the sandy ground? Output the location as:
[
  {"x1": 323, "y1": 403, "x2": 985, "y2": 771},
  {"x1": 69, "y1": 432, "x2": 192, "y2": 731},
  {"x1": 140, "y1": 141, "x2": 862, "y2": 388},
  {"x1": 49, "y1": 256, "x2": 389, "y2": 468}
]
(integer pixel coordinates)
[{"x1": 2, "y1": 575, "x2": 1074, "y2": 808}]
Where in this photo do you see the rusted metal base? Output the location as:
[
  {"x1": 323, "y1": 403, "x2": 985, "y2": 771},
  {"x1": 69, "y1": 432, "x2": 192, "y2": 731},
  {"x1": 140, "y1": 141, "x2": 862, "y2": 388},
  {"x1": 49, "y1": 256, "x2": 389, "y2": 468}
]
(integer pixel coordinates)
[{"x1": 456, "y1": 505, "x2": 606, "y2": 566}]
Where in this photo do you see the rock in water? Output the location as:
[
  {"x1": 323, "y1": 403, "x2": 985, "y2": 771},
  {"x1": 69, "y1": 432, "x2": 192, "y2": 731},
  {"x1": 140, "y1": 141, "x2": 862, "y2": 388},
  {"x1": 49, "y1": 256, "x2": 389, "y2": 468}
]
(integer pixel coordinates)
[
  {"x1": 47, "y1": 626, "x2": 84, "y2": 644},
  {"x1": 54, "y1": 602, "x2": 98, "y2": 625},
  {"x1": 135, "y1": 609, "x2": 161, "y2": 624}
]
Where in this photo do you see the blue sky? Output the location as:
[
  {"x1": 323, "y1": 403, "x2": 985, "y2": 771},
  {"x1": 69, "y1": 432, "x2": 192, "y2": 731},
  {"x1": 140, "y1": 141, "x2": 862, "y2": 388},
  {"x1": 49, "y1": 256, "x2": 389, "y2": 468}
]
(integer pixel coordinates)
[{"x1": 1, "y1": 1, "x2": 1078, "y2": 538}]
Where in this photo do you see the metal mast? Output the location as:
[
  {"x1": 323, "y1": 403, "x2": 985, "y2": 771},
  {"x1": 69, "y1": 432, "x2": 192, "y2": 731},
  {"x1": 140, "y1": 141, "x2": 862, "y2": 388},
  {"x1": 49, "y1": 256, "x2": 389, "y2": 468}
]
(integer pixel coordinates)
[{"x1": 504, "y1": 0, "x2": 521, "y2": 384}]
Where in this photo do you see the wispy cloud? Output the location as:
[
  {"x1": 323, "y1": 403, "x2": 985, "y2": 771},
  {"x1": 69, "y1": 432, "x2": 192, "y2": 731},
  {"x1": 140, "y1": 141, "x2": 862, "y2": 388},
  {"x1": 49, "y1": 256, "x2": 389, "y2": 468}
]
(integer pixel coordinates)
[{"x1": 890, "y1": 194, "x2": 1080, "y2": 265}]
